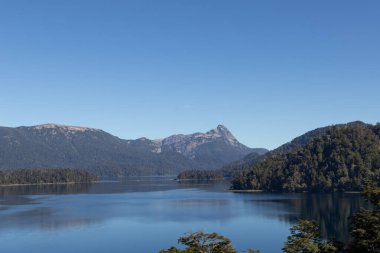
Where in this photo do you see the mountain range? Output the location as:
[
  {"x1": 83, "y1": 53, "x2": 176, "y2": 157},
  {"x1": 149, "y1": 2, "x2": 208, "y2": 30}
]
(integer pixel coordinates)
[{"x1": 0, "y1": 123, "x2": 266, "y2": 176}]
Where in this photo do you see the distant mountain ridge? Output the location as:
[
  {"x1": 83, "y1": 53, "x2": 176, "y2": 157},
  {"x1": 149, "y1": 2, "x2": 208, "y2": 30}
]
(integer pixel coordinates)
[
  {"x1": 0, "y1": 123, "x2": 266, "y2": 176},
  {"x1": 154, "y1": 125, "x2": 266, "y2": 161}
]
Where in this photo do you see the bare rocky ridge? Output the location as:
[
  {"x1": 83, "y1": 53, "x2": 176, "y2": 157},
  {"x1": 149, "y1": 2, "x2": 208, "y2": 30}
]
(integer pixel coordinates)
[
  {"x1": 33, "y1": 123, "x2": 100, "y2": 132},
  {"x1": 153, "y1": 125, "x2": 249, "y2": 157}
]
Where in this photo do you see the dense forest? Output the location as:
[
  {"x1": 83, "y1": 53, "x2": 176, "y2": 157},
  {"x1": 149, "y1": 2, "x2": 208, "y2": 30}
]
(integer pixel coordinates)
[
  {"x1": 232, "y1": 123, "x2": 380, "y2": 192},
  {"x1": 0, "y1": 169, "x2": 97, "y2": 185}
]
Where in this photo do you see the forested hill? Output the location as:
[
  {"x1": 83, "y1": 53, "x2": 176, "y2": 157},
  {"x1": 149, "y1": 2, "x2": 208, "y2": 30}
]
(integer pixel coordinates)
[
  {"x1": 222, "y1": 121, "x2": 368, "y2": 176},
  {"x1": 231, "y1": 122, "x2": 380, "y2": 192},
  {"x1": 271, "y1": 121, "x2": 368, "y2": 155}
]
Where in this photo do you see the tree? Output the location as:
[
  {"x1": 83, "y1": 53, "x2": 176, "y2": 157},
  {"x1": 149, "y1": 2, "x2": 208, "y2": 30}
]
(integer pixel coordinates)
[
  {"x1": 159, "y1": 231, "x2": 238, "y2": 253},
  {"x1": 283, "y1": 220, "x2": 337, "y2": 253},
  {"x1": 348, "y1": 186, "x2": 380, "y2": 253},
  {"x1": 159, "y1": 247, "x2": 190, "y2": 253}
]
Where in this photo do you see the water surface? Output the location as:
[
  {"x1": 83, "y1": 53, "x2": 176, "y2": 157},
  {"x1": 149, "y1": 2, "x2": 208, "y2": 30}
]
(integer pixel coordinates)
[{"x1": 0, "y1": 178, "x2": 367, "y2": 253}]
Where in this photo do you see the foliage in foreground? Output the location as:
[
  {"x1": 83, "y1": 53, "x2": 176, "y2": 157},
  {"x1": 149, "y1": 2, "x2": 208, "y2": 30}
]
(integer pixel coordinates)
[
  {"x1": 159, "y1": 231, "x2": 257, "y2": 253},
  {"x1": 347, "y1": 186, "x2": 380, "y2": 253},
  {"x1": 283, "y1": 220, "x2": 337, "y2": 253}
]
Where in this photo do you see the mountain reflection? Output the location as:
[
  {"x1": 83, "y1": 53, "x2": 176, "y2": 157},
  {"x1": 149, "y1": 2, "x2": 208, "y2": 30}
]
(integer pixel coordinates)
[
  {"x1": 0, "y1": 183, "x2": 93, "y2": 196},
  {"x1": 0, "y1": 206, "x2": 101, "y2": 231}
]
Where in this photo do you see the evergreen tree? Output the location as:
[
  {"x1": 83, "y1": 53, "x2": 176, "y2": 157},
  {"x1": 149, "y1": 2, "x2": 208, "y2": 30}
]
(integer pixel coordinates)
[
  {"x1": 159, "y1": 231, "x2": 241, "y2": 253},
  {"x1": 283, "y1": 220, "x2": 337, "y2": 253},
  {"x1": 348, "y1": 186, "x2": 380, "y2": 253}
]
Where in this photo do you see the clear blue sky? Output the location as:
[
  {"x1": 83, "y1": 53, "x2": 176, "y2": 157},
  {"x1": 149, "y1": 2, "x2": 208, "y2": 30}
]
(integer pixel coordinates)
[{"x1": 0, "y1": 0, "x2": 379, "y2": 149}]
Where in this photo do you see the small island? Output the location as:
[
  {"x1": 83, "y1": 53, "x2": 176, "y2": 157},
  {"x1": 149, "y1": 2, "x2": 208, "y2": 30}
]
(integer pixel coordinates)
[
  {"x1": 0, "y1": 168, "x2": 97, "y2": 186},
  {"x1": 176, "y1": 169, "x2": 225, "y2": 181}
]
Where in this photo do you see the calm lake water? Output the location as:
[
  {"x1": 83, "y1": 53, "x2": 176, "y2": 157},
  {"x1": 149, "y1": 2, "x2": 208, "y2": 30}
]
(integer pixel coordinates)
[{"x1": 0, "y1": 178, "x2": 368, "y2": 253}]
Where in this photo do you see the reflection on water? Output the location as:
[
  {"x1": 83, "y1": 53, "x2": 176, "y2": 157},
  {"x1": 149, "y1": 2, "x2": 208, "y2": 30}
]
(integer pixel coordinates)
[
  {"x1": 0, "y1": 183, "x2": 93, "y2": 196},
  {"x1": 245, "y1": 193, "x2": 367, "y2": 242},
  {"x1": 0, "y1": 178, "x2": 367, "y2": 253},
  {"x1": 290, "y1": 193, "x2": 367, "y2": 242}
]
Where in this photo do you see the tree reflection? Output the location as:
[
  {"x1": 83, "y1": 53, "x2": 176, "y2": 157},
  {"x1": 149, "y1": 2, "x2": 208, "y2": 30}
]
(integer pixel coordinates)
[{"x1": 251, "y1": 193, "x2": 369, "y2": 243}]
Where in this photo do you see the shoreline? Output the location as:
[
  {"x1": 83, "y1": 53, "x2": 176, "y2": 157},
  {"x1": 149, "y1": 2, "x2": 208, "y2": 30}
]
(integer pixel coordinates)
[
  {"x1": 227, "y1": 189, "x2": 264, "y2": 193},
  {"x1": 175, "y1": 179, "x2": 225, "y2": 182},
  {"x1": 0, "y1": 181, "x2": 97, "y2": 187},
  {"x1": 228, "y1": 189, "x2": 363, "y2": 194}
]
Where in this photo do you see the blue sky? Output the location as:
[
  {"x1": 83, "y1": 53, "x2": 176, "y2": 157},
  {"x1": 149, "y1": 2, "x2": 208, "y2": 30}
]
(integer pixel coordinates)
[{"x1": 0, "y1": 0, "x2": 379, "y2": 149}]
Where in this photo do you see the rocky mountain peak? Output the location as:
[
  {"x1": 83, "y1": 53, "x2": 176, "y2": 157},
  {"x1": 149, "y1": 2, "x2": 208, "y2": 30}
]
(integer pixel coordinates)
[
  {"x1": 217, "y1": 124, "x2": 229, "y2": 131},
  {"x1": 206, "y1": 125, "x2": 238, "y2": 145},
  {"x1": 152, "y1": 125, "x2": 247, "y2": 157},
  {"x1": 209, "y1": 124, "x2": 231, "y2": 134}
]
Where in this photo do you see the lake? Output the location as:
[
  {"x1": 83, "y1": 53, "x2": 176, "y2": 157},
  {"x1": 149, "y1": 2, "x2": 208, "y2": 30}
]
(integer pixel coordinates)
[{"x1": 0, "y1": 177, "x2": 368, "y2": 253}]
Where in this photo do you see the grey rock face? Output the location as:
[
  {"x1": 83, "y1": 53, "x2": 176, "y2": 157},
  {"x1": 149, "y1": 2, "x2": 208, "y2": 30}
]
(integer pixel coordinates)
[
  {"x1": 154, "y1": 125, "x2": 248, "y2": 157},
  {"x1": 0, "y1": 123, "x2": 266, "y2": 175}
]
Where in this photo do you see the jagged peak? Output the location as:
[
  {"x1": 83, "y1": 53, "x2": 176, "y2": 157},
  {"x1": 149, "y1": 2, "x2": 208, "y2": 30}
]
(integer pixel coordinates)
[
  {"x1": 207, "y1": 124, "x2": 233, "y2": 137},
  {"x1": 215, "y1": 124, "x2": 232, "y2": 134},
  {"x1": 31, "y1": 123, "x2": 100, "y2": 132},
  {"x1": 217, "y1": 124, "x2": 228, "y2": 130}
]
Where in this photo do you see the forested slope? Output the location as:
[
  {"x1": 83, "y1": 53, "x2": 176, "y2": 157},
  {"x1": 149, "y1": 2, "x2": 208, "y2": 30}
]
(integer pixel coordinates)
[{"x1": 232, "y1": 123, "x2": 380, "y2": 192}]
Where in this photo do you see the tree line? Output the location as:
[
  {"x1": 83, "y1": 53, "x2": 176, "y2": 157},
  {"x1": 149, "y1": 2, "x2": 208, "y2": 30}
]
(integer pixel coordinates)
[
  {"x1": 177, "y1": 169, "x2": 225, "y2": 181},
  {"x1": 0, "y1": 168, "x2": 97, "y2": 185}
]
